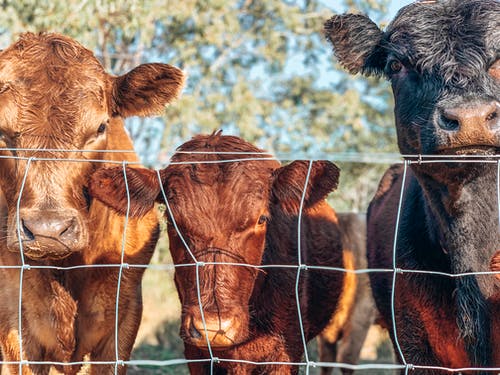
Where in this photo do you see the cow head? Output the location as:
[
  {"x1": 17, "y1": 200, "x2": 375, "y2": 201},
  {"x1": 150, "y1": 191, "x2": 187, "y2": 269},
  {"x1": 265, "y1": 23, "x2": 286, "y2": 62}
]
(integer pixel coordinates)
[
  {"x1": 89, "y1": 132, "x2": 340, "y2": 349},
  {"x1": 325, "y1": 0, "x2": 499, "y2": 163},
  {"x1": 0, "y1": 32, "x2": 184, "y2": 260}
]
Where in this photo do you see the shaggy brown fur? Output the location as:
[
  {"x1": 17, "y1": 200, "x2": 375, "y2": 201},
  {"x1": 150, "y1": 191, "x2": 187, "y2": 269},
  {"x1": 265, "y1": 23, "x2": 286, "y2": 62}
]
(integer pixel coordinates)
[
  {"x1": 89, "y1": 132, "x2": 355, "y2": 374},
  {"x1": 0, "y1": 32, "x2": 184, "y2": 374}
]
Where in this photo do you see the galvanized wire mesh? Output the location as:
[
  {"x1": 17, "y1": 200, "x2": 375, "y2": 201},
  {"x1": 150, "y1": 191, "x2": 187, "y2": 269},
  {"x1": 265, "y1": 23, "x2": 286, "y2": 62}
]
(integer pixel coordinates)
[{"x1": 1, "y1": 149, "x2": 499, "y2": 374}]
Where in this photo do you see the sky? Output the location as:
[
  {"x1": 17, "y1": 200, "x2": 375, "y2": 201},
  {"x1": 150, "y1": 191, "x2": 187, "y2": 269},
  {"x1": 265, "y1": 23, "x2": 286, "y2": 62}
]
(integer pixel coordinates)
[
  {"x1": 279, "y1": 0, "x2": 415, "y2": 92},
  {"x1": 321, "y1": 0, "x2": 414, "y2": 17}
]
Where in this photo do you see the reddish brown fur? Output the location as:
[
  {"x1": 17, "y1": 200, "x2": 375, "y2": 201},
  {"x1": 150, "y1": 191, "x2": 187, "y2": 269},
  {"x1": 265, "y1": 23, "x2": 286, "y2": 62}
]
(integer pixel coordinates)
[
  {"x1": 89, "y1": 133, "x2": 350, "y2": 374},
  {"x1": 0, "y1": 32, "x2": 184, "y2": 374},
  {"x1": 492, "y1": 251, "x2": 500, "y2": 281}
]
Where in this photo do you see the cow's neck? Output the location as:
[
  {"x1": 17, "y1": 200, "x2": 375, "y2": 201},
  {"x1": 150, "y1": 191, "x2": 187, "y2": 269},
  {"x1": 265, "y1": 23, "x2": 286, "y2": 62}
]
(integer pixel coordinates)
[
  {"x1": 409, "y1": 163, "x2": 498, "y2": 367},
  {"x1": 412, "y1": 163, "x2": 499, "y2": 279}
]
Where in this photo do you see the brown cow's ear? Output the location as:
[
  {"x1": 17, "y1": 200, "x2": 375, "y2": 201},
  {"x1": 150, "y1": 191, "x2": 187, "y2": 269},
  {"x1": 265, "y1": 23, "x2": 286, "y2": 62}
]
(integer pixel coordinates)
[
  {"x1": 324, "y1": 14, "x2": 385, "y2": 76},
  {"x1": 491, "y1": 250, "x2": 500, "y2": 280},
  {"x1": 112, "y1": 63, "x2": 185, "y2": 117},
  {"x1": 271, "y1": 160, "x2": 340, "y2": 214},
  {"x1": 89, "y1": 166, "x2": 163, "y2": 217}
]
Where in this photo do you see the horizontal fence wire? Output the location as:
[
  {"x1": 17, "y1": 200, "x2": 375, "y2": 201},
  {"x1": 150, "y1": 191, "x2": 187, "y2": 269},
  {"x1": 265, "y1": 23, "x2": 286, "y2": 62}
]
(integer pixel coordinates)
[{"x1": 0, "y1": 148, "x2": 499, "y2": 374}]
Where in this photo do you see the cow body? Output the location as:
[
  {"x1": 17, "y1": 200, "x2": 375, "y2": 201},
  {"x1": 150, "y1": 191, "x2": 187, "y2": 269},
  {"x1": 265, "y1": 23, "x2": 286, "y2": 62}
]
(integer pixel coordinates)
[
  {"x1": 317, "y1": 213, "x2": 379, "y2": 375},
  {"x1": 325, "y1": 0, "x2": 499, "y2": 371},
  {"x1": 0, "y1": 32, "x2": 184, "y2": 374},
  {"x1": 89, "y1": 132, "x2": 354, "y2": 374}
]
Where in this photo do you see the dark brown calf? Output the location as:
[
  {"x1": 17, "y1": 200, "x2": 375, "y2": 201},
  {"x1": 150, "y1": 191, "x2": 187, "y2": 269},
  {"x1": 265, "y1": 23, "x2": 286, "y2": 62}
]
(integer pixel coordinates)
[
  {"x1": 0, "y1": 32, "x2": 184, "y2": 374},
  {"x1": 90, "y1": 132, "x2": 353, "y2": 374}
]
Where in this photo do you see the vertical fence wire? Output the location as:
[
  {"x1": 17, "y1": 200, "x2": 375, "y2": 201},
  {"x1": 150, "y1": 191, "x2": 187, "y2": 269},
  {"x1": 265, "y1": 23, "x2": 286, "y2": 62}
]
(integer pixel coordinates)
[
  {"x1": 295, "y1": 160, "x2": 314, "y2": 374},
  {"x1": 390, "y1": 159, "x2": 409, "y2": 365},
  {"x1": 157, "y1": 169, "x2": 217, "y2": 371},
  {"x1": 113, "y1": 161, "x2": 131, "y2": 374},
  {"x1": 15, "y1": 157, "x2": 33, "y2": 374}
]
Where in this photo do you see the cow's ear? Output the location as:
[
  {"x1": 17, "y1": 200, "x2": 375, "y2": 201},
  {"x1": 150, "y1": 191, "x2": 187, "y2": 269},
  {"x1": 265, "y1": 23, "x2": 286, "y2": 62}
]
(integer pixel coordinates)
[
  {"x1": 324, "y1": 14, "x2": 385, "y2": 76},
  {"x1": 89, "y1": 166, "x2": 163, "y2": 217},
  {"x1": 271, "y1": 161, "x2": 340, "y2": 214},
  {"x1": 491, "y1": 250, "x2": 500, "y2": 280},
  {"x1": 111, "y1": 63, "x2": 185, "y2": 117}
]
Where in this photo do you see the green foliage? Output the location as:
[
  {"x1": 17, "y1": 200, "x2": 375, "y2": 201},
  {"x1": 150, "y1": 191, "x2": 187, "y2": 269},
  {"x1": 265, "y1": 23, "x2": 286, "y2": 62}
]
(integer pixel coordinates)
[
  {"x1": 0, "y1": 2, "x2": 401, "y2": 371},
  {"x1": 0, "y1": 0, "x2": 398, "y2": 211}
]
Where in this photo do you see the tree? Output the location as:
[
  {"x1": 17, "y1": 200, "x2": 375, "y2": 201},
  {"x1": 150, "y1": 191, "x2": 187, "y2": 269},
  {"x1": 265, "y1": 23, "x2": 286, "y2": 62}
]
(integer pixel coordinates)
[{"x1": 0, "y1": 0, "x2": 398, "y2": 211}]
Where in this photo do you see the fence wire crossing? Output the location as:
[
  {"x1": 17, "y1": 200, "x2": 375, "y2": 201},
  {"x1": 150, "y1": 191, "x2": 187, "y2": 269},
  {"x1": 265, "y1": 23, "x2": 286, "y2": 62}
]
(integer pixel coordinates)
[{"x1": 0, "y1": 149, "x2": 498, "y2": 374}]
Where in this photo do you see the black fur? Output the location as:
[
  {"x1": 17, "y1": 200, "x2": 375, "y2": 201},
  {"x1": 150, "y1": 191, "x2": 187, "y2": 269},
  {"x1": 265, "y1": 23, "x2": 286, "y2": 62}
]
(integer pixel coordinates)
[{"x1": 326, "y1": 0, "x2": 500, "y2": 369}]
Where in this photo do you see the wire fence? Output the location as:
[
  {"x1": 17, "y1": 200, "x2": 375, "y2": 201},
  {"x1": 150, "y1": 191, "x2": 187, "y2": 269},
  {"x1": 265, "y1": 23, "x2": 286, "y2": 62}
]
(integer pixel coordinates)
[{"x1": 0, "y1": 149, "x2": 499, "y2": 374}]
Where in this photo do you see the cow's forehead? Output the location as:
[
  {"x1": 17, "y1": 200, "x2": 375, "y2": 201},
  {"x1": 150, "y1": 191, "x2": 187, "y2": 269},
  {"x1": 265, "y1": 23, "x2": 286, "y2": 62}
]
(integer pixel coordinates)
[
  {"x1": 0, "y1": 33, "x2": 110, "y2": 146},
  {"x1": 385, "y1": 0, "x2": 499, "y2": 83},
  {"x1": 168, "y1": 160, "x2": 277, "y2": 194},
  {"x1": 0, "y1": 32, "x2": 107, "y2": 82}
]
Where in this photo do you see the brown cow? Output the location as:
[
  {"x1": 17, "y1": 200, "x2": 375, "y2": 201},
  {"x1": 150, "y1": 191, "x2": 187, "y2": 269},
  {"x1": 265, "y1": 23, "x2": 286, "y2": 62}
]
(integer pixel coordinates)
[
  {"x1": 317, "y1": 213, "x2": 379, "y2": 375},
  {"x1": 0, "y1": 32, "x2": 184, "y2": 374},
  {"x1": 89, "y1": 132, "x2": 355, "y2": 374}
]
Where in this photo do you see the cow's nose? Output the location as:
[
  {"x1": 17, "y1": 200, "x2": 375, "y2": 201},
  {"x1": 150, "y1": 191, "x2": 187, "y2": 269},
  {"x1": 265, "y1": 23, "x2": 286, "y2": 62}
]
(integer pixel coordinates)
[
  {"x1": 438, "y1": 102, "x2": 499, "y2": 132},
  {"x1": 14, "y1": 210, "x2": 86, "y2": 258},
  {"x1": 186, "y1": 313, "x2": 240, "y2": 348},
  {"x1": 21, "y1": 216, "x2": 78, "y2": 243}
]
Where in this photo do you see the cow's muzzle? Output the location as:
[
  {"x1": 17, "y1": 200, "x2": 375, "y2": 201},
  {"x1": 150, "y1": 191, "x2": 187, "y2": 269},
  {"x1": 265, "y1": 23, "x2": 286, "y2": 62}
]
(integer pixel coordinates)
[
  {"x1": 8, "y1": 209, "x2": 87, "y2": 260},
  {"x1": 435, "y1": 101, "x2": 500, "y2": 152},
  {"x1": 183, "y1": 312, "x2": 244, "y2": 349}
]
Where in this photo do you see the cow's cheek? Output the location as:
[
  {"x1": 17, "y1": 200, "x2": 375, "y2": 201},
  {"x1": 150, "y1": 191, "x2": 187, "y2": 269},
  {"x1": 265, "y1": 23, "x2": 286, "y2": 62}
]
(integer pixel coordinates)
[{"x1": 243, "y1": 228, "x2": 267, "y2": 266}]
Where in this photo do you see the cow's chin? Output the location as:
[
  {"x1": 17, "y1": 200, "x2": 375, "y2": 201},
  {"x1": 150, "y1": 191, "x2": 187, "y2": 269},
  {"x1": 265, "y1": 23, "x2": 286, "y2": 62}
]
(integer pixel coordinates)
[
  {"x1": 435, "y1": 145, "x2": 500, "y2": 156},
  {"x1": 8, "y1": 241, "x2": 80, "y2": 261}
]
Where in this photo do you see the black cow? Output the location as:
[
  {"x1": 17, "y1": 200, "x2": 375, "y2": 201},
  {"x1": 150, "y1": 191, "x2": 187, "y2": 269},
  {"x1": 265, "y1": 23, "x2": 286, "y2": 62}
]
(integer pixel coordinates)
[{"x1": 325, "y1": 0, "x2": 499, "y2": 371}]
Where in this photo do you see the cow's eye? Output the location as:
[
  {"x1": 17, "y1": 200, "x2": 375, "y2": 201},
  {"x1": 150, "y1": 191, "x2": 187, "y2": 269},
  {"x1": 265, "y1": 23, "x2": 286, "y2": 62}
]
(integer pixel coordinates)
[
  {"x1": 97, "y1": 122, "x2": 107, "y2": 134},
  {"x1": 386, "y1": 59, "x2": 403, "y2": 75},
  {"x1": 257, "y1": 215, "x2": 268, "y2": 225}
]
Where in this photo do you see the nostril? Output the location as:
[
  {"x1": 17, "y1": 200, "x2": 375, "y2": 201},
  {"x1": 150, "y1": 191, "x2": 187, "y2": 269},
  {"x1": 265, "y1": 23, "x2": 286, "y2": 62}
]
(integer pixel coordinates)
[
  {"x1": 21, "y1": 219, "x2": 35, "y2": 241},
  {"x1": 485, "y1": 109, "x2": 498, "y2": 123},
  {"x1": 189, "y1": 321, "x2": 202, "y2": 339},
  {"x1": 59, "y1": 218, "x2": 74, "y2": 237},
  {"x1": 438, "y1": 112, "x2": 460, "y2": 131}
]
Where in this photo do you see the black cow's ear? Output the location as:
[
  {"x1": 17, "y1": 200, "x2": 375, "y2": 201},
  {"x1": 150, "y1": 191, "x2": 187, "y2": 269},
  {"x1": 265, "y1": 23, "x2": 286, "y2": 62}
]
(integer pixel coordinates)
[
  {"x1": 111, "y1": 63, "x2": 185, "y2": 118},
  {"x1": 271, "y1": 160, "x2": 340, "y2": 215},
  {"x1": 324, "y1": 14, "x2": 385, "y2": 76},
  {"x1": 89, "y1": 166, "x2": 163, "y2": 217}
]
